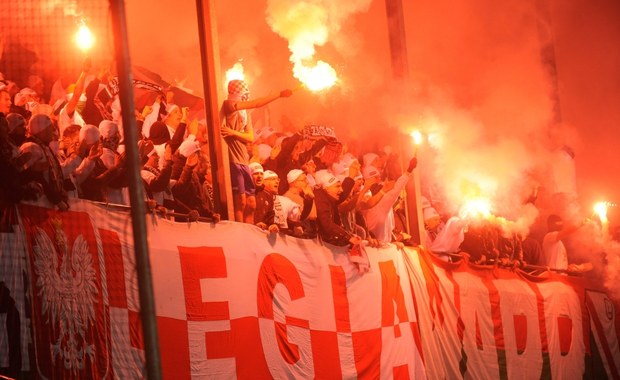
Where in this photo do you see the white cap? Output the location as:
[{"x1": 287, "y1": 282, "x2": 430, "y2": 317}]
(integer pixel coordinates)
[
  {"x1": 28, "y1": 114, "x2": 53, "y2": 135},
  {"x1": 20, "y1": 142, "x2": 46, "y2": 170},
  {"x1": 14, "y1": 87, "x2": 37, "y2": 106},
  {"x1": 99, "y1": 120, "x2": 119, "y2": 139},
  {"x1": 257, "y1": 144, "x2": 272, "y2": 162},
  {"x1": 256, "y1": 126, "x2": 275, "y2": 140},
  {"x1": 287, "y1": 169, "x2": 304, "y2": 183},
  {"x1": 315, "y1": 169, "x2": 339, "y2": 188},
  {"x1": 423, "y1": 207, "x2": 440, "y2": 221},
  {"x1": 263, "y1": 170, "x2": 278, "y2": 180},
  {"x1": 249, "y1": 162, "x2": 264, "y2": 174},
  {"x1": 79, "y1": 124, "x2": 101, "y2": 145},
  {"x1": 362, "y1": 165, "x2": 380, "y2": 179}
]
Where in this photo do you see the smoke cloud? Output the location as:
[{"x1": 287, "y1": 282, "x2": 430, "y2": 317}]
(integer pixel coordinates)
[{"x1": 2, "y1": 0, "x2": 620, "y2": 293}]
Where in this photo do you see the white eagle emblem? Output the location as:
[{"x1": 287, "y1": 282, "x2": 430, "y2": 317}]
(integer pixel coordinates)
[{"x1": 32, "y1": 217, "x2": 98, "y2": 373}]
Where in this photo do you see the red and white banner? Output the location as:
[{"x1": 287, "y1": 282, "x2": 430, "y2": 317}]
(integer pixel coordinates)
[{"x1": 2, "y1": 198, "x2": 618, "y2": 379}]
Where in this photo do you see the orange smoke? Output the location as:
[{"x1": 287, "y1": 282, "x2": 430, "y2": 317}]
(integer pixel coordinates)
[{"x1": 265, "y1": 0, "x2": 372, "y2": 92}]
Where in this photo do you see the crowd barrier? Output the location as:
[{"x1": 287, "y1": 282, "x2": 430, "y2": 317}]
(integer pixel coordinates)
[{"x1": 0, "y1": 198, "x2": 618, "y2": 379}]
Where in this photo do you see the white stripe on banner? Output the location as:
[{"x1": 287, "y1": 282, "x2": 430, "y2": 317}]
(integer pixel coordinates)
[{"x1": 9, "y1": 198, "x2": 620, "y2": 379}]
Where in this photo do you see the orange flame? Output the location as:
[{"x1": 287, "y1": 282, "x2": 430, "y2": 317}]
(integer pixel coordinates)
[
  {"x1": 459, "y1": 198, "x2": 492, "y2": 220},
  {"x1": 593, "y1": 201, "x2": 610, "y2": 224},
  {"x1": 410, "y1": 130, "x2": 423, "y2": 145},
  {"x1": 294, "y1": 60, "x2": 337, "y2": 92},
  {"x1": 75, "y1": 22, "x2": 95, "y2": 52},
  {"x1": 224, "y1": 62, "x2": 246, "y2": 92}
]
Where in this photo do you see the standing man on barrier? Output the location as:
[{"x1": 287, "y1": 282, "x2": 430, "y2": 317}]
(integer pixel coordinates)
[{"x1": 220, "y1": 79, "x2": 293, "y2": 223}]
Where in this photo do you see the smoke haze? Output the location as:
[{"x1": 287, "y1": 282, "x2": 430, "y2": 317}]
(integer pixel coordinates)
[{"x1": 2, "y1": 0, "x2": 619, "y2": 292}]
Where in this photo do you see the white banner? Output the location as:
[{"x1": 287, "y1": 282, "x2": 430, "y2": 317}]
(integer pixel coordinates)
[{"x1": 7, "y1": 199, "x2": 619, "y2": 379}]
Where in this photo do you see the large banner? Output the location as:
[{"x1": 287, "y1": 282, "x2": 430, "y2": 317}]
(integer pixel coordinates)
[{"x1": 1, "y1": 199, "x2": 618, "y2": 379}]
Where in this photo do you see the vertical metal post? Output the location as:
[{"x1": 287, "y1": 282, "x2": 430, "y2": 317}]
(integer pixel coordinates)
[
  {"x1": 385, "y1": 0, "x2": 410, "y2": 79},
  {"x1": 385, "y1": 0, "x2": 426, "y2": 244},
  {"x1": 535, "y1": 0, "x2": 563, "y2": 124},
  {"x1": 196, "y1": 0, "x2": 234, "y2": 220},
  {"x1": 109, "y1": 1, "x2": 162, "y2": 378}
]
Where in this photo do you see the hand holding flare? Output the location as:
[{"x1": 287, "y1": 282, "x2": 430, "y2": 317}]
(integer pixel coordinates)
[
  {"x1": 75, "y1": 21, "x2": 95, "y2": 53},
  {"x1": 410, "y1": 130, "x2": 423, "y2": 157}
]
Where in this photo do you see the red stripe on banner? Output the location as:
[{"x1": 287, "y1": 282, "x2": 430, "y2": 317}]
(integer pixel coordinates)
[
  {"x1": 379, "y1": 261, "x2": 410, "y2": 335},
  {"x1": 205, "y1": 317, "x2": 270, "y2": 379},
  {"x1": 410, "y1": 321, "x2": 423, "y2": 364},
  {"x1": 352, "y1": 329, "x2": 381, "y2": 379},
  {"x1": 157, "y1": 316, "x2": 191, "y2": 379},
  {"x1": 257, "y1": 253, "x2": 305, "y2": 319},
  {"x1": 393, "y1": 364, "x2": 411, "y2": 380},
  {"x1": 445, "y1": 270, "x2": 465, "y2": 341},
  {"x1": 561, "y1": 278, "x2": 591, "y2": 356},
  {"x1": 329, "y1": 265, "x2": 351, "y2": 333},
  {"x1": 417, "y1": 249, "x2": 445, "y2": 326},
  {"x1": 481, "y1": 277, "x2": 505, "y2": 350},
  {"x1": 513, "y1": 314, "x2": 527, "y2": 355},
  {"x1": 311, "y1": 330, "x2": 342, "y2": 379},
  {"x1": 527, "y1": 282, "x2": 549, "y2": 352},
  {"x1": 286, "y1": 315, "x2": 310, "y2": 329},
  {"x1": 475, "y1": 313, "x2": 483, "y2": 350},
  {"x1": 257, "y1": 253, "x2": 308, "y2": 368},
  {"x1": 394, "y1": 324, "x2": 402, "y2": 338},
  {"x1": 525, "y1": 281, "x2": 551, "y2": 376},
  {"x1": 482, "y1": 277, "x2": 507, "y2": 378},
  {"x1": 275, "y1": 321, "x2": 301, "y2": 364},
  {"x1": 557, "y1": 315, "x2": 573, "y2": 356},
  {"x1": 178, "y1": 246, "x2": 229, "y2": 321},
  {"x1": 128, "y1": 309, "x2": 144, "y2": 350},
  {"x1": 99, "y1": 228, "x2": 127, "y2": 308},
  {"x1": 586, "y1": 295, "x2": 620, "y2": 379}
]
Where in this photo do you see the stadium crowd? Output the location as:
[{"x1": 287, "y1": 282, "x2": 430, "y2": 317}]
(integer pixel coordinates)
[{"x1": 0, "y1": 62, "x2": 602, "y2": 274}]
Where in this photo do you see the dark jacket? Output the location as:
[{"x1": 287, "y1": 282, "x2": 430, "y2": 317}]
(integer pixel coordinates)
[
  {"x1": 254, "y1": 189, "x2": 275, "y2": 226},
  {"x1": 314, "y1": 188, "x2": 353, "y2": 246}
]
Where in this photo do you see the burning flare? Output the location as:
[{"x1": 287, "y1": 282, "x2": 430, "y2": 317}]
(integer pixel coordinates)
[
  {"x1": 294, "y1": 60, "x2": 337, "y2": 92},
  {"x1": 265, "y1": 0, "x2": 365, "y2": 93},
  {"x1": 75, "y1": 21, "x2": 95, "y2": 52},
  {"x1": 459, "y1": 198, "x2": 492, "y2": 220},
  {"x1": 593, "y1": 201, "x2": 611, "y2": 224},
  {"x1": 410, "y1": 130, "x2": 423, "y2": 146},
  {"x1": 224, "y1": 62, "x2": 246, "y2": 93}
]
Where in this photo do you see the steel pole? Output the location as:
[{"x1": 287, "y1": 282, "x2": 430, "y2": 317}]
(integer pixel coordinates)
[
  {"x1": 109, "y1": 0, "x2": 162, "y2": 378},
  {"x1": 196, "y1": 0, "x2": 234, "y2": 220},
  {"x1": 385, "y1": 0, "x2": 426, "y2": 245}
]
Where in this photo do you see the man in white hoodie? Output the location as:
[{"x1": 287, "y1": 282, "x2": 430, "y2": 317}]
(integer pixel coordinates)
[{"x1": 361, "y1": 156, "x2": 417, "y2": 245}]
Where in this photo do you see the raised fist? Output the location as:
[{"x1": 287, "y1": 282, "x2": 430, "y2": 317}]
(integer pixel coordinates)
[
  {"x1": 280, "y1": 89, "x2": 293, "y2": 98},
  {"x1": 407, "y1": 157, "x2": 418, "y2": 173}
]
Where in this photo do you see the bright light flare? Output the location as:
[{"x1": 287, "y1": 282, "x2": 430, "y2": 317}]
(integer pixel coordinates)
[
  {"x1": 294, "y1": 61, "x2": 337, "y2": 92},
  {"x1": 593, "y1": 201, "x2": 610, "y2": 224},
  {"x1": 75, "y1": 23, "x2": 95, "y2": 52},
  {"x1": 224, "y1": 62, "x2": 246, "y2": 92},
  {"x1": 460, "y1": 198, "x2": 492, "y2": 220},
  {"x1": 410, "y1": 130, "x2": 423, "y2": 145}
]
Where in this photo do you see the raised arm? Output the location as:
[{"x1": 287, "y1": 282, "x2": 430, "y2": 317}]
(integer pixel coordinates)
[
  {"x1": 65, "y1": 59, "x2": 91, "y2": 117},
  {"x1": 232, "y1": 89, "x2": 292, "y2": 111}
]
